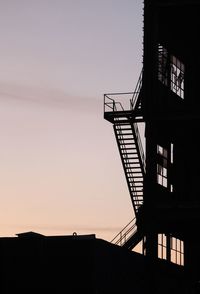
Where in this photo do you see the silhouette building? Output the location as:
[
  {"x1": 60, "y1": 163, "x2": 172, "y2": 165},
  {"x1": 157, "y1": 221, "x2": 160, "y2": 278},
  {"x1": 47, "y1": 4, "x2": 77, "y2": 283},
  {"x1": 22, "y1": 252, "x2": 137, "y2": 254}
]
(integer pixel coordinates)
[
  {"x1": 0, "y1": 232, "x2": 147, "y2": 293},
  {"x1": 0, "y1": 231, "x2": 191, "y2": 293},
  {"x1": 1, "y1": 0, "x2": 200, "y2": 293},
  {"x1": 104, "y1": 0, "x2": 200, "y2": 292}
]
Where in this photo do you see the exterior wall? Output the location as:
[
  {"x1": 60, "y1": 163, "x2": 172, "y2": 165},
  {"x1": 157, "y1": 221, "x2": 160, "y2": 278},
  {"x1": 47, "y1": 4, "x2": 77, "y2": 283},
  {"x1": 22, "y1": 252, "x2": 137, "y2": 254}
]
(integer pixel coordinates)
[
  {"x1": 0, "y1": 233, "x2": 193, "y2": 293},
  {"x1": 141, "y1": 0, "x2": 200, "y2": 278}
]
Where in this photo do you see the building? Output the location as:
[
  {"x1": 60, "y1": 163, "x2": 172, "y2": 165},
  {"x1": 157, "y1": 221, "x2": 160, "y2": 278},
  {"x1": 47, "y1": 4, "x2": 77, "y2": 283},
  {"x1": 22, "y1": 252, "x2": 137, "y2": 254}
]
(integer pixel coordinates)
[
  {"x1": 104, "y1": 0, "x2": 200, "y2": 292},
  {"x1": 0, "y1": 231, "x2": 192, "y2": 293}
]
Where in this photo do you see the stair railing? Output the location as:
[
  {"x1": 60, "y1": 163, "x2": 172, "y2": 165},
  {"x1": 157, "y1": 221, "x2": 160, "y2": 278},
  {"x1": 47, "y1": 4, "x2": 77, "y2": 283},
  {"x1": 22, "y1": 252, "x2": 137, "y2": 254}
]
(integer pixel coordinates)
[
  {"x1": 104, "y1": 92, "x2": 134, "y2": 113},
  {"x1": 104, "y1": 95, "x2": 125, "y2": 112},
  {"x1": 133, "y1": 123, "x2": 145, "y2": 173},
  {"x1": 130, "y1": 69, "x2": 143, "y2": 110},
  {"x1": 111, "y1": 217, "x2": 137, "y2": 246}
]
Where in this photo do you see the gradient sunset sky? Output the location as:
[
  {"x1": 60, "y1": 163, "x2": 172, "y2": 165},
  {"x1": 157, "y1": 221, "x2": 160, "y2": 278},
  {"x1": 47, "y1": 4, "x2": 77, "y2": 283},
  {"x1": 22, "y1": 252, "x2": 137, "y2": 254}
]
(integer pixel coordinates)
[{"x1": 0, "y1": 0, "x2": 143, "y2": 241}]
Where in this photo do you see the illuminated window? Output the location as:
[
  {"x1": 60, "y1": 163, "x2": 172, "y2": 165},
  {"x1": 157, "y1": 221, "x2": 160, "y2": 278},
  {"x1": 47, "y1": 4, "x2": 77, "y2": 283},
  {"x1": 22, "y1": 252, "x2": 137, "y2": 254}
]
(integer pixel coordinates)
[
  {"x1": 170, "y1": 237, "x2": 184, "y2": 266},
  {"x1": 158, "y1": 234, "x2": 167, "y2": 260},
  {"x1": 158, "y1": 44, "x2": 185, "y2": 99},
  {"x1": 158, "y1": 234, "x2": 184, "y2": 266},
  {"x1": 157, "y1": 145, "x2": 168, "y2": 188}
]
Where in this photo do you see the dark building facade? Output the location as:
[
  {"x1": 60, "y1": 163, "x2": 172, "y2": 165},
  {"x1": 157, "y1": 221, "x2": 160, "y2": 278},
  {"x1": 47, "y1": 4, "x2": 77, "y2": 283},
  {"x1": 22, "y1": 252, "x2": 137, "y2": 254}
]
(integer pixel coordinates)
[
  {"x1": 142, "y1": 0, "x2": 200, "y2": 275},
  {"x1": 104, "y1": 0, "x2": 200, "y2": 293},
  {"x1": 0, "y1": 232, "x2": 192, "y2": 293}
]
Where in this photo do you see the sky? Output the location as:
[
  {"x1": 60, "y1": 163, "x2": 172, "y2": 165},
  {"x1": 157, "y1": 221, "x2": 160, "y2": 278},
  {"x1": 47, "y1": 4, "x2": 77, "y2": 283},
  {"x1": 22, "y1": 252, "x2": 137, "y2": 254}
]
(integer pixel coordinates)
[{"x1": 0, "y1": 0, "x2": 143, "y2": 242}]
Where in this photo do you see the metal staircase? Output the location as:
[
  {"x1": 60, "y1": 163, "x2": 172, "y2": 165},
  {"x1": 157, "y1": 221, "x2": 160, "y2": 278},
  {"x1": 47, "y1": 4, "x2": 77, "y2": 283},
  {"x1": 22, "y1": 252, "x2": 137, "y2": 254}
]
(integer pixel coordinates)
[
  {"x1": 114, "y1": 120, "x2": 145, "y2": 215},
  {"x1": 104, "y1": 70, "x2": 145, "y2": 250}
]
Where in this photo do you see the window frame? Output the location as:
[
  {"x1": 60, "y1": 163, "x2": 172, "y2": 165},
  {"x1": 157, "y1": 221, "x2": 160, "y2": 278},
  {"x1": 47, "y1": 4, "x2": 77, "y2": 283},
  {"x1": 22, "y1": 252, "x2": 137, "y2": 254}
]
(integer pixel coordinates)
[
  {"x1": 158, "y1": 44, "x2": 185, "y2": 99},
  {"x1": 158, "y1": 234, "x2": 184, "y2": 266}
]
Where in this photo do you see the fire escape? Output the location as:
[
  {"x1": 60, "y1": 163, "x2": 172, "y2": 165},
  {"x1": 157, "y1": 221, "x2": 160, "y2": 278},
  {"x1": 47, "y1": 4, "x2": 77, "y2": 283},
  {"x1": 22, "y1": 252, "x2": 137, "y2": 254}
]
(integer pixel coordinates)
[{"x1": 104, "y1": 71, "x2": 145, "y2": 250}]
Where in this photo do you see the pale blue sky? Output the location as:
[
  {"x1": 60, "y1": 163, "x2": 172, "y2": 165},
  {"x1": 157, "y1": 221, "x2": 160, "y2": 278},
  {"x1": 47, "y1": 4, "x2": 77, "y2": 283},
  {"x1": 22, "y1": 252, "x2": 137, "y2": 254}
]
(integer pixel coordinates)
[{"x1": 0, "y1": 0, "x2": 143, "y2": 241}]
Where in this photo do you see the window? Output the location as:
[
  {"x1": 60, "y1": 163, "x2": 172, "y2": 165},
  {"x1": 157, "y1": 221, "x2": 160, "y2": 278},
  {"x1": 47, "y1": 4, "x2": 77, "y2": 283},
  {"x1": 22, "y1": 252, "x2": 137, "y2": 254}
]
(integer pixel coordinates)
[
  {"x1": 157, "y1": 143, "x2": 174, "y2": 190},
  {"x1": 170, "y1": 56, "x2": 184, "y2": 99},
  {"x1": 170, "y1": 237, "x2": 184, "y2": 266},
  {"x1": 170, "y1": 143, "x2": 173, "y2": 164},
  {"x1": 158, "y1": 234, "x2": 184, "y2": 266},
  {"x1": 158, "y1": 44, "x2": 185, "y2": 99},
  {"x1": 158, "y1": 234, "x2": 167, "y2": 260},
  {"x1": 157, "y1": 145, "x2": 168, "y2": 188}
]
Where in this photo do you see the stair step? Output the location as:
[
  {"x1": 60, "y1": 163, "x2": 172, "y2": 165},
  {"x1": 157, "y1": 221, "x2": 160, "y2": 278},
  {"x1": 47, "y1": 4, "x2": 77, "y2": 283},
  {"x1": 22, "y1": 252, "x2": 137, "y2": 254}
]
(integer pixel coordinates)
[
  {"x1": 118, "y1": 132, "x2": 133, "y2": 135},
  {"x1": 127, "y1": 170, "x2": 142, "y2": 172},
  {"x1": 126, "y1": 168, "x2": 141, "y2": 175},
  {"x1": 123, "y1": 153, "x2": 138, "y2": 155},
  {"x1": 124, "y1": 162, "x2": 140, "y2": 165},
  {"x1": 126, "y1": 170, "x2": 141, "y2": 173},
  {"x1": 131, "y1": 183, "x2": 143, "y2": 189},
  {"x1": 125, "y1": 163, "x2": 140, "y2": 166},
  {"x1": 119, "y1": 141, "x2": 136, "y2": 144},
  {"x1": 123, "y1": 160, "x2": 140, "y2": 163},
  {"x1": 123, "y1": 153, "x2": 139, "y2": 160},
  {"x1": 130, "y1": 181, "x2": 143, "y2": 184},
  {"x1": 117, "y1": 126, "x2": 132, "y2": 131},
  {"x1": 117, "y1": 134, "x2": 134, "y2": 137},
  {"x1": 127, "y1": 174, "x2": 142, "y2": 178},
  {"x1": 119, "y1": 138, "x2": 135, "y2": 141},
  {"x1": 125, "y1": 165, "x2": 140, "y2": 168},
  {"x1": 119, "y1": 143, "x2": 136, "y2": 147},
  {"x1": 126, "y1": 169, "x2": 141, "y2": 172},
  {"x1": 128, "y1": 174, "x2": 143, "y2": 177},
  {"x1": 127, "y1": 167, "x2": 142, "y2": 170},
  {"x1": 120, "y1": 147, "x2": 137, "y2": 149},
  {"x1": 124, "y1": 158, "x2": 139, "y2": 161},
  {"x1": 130, "y1": 185, "x2": 143, "y2": 188},
  {"x1": 116, "y1": 129, "x2": 132, "y2": 132},
  {"x1": 121, "y1": 140, "x2": 135, "y2": 143},
  {"x1": 114, "y1": 122, "x2": 130, "y2": 125},
  {"x1": 120, "y1": 145, "x2": 136, "y2": 148}
]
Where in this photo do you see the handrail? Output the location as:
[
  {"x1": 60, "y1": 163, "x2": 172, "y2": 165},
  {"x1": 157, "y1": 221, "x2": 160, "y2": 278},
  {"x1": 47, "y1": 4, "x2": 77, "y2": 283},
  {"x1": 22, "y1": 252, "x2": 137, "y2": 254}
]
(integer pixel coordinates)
[
  {"x1": 105, "y1": 92, "x2": 134, "y2": 96},
  {"x1": 111, "y1": 217, "x2": 137, "y2": 246},
  {"x1": 104, "y1": 69, "x2": 143, "y2": 114},
  {"x1": 130, "y1": 69, "x2": 143, "y2": 110},
  {"x1": 104, "y1": 94, "x2": 125, "y2": 112},
  {"x1": 133, "y1": 123, "x2": 146, "y2": 173}
]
